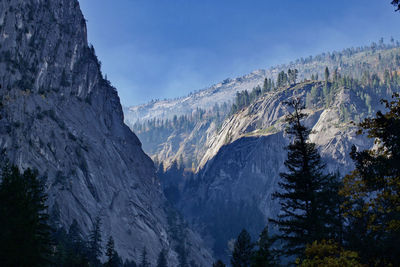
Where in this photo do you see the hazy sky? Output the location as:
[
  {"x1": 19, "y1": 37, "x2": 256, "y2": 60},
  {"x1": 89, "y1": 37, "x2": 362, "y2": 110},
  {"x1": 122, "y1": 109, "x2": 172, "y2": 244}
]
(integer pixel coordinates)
[{"x1": 79, "y1": 0, "x2": 400, "y2": 106}]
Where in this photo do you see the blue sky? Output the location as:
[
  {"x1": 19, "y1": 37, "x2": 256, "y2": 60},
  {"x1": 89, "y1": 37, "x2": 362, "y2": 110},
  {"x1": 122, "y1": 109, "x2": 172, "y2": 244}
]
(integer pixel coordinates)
[{"x1": 79, "y1": 0, "x2": 400, "y2": 106}]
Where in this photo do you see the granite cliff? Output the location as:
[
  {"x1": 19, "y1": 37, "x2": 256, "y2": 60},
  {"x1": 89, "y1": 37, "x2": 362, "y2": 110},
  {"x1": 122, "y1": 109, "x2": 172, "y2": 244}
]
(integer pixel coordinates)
[{"x1": 0, "y1": 0, "x2": 212, "y2": 265}]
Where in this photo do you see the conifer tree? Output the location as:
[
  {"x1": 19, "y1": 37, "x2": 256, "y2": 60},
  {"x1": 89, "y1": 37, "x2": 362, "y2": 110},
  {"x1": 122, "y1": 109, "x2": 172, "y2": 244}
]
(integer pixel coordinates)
[
  {"x1": 263, "y1": 78, "x2": 270, "y2": 92},
  {"x1": 157, "y1": 248, "x2": 168, "y2": 267},
  {"x1": 68, "y1": 219, "x2": 86, "y2": 253},
  {"x1": 231, "y1": 229, "x2": 254, "y2": 267},
  {"x1": 270, "y1": 99, "x2": 338, "y2": 259},
  {"x1": 66, "y1": 219, "x2": 90, "y2": 266},
  {"x1": 340, "y1": 93, "x2": 400, "y2": 266},
  {"x1": 252, "y1": 227, "x2": 276, "y2": 267},
  {"x1": 0, "y1": 166, "x2": 52, "y2": 266},
  {"x1": 324, "y1": 67, "x2": 330, "y2": 82},
  {"x1": 105, "y1": 236, "x2": 121, "y2": 267},
  {"x1": 88, "y1": 216, "x2": 103, "y2": 266},
  {"x1": 140, "y1": 247, "x2": 150, "y2": 267}
]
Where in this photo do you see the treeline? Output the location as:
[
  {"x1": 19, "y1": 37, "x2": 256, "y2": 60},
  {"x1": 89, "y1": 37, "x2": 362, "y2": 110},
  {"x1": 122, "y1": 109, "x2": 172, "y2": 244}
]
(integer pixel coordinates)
[
  {"x1": 230, "y1": 65, "x2": 400, "y2": 121},
  {"x1": 133, "y1": 103, "x2": 230, "y2": 134},
  {"x1": 0, "y1": 165, "x2": 172, "y2": 267},
  {"x1": 286, "y1": 37, "x2": 400, "y2": 66},
  {"x1": 213, "y1": 95, "x2": 400, "y2": 266},
  {"x1": 306, "y1": 67, "x2": 400, "y2": 120},
  {"x1": 230, "y1": 69, "x2": 299, "y2": 114}
]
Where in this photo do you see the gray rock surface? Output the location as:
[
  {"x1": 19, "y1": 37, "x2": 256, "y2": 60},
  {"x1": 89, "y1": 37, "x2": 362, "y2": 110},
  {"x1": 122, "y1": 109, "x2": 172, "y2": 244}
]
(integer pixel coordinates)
[
  {"x1": 177, "y1": 82, "x2": 378, "y2": 260},
  {"x1": 0, "y1": 0, "x2": 213, "y2": 265},
  {"x1": 125, "y1": 47, "x2": 400, "y2": 171}
]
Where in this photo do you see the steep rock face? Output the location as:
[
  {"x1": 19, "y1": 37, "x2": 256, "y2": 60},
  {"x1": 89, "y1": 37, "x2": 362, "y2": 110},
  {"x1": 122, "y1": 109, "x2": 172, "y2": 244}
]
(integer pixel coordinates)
[
  {"x1": 180, "y1": 134, "x2": 287, "y2": 258},
  {"x1": 179, "y1": 82, "x2": 376, "y2": 259},
  {"x1": 126, "y1": 47, "x2": 400, "y2": 170},
  {"x1": 198, "y1": 82, "x2": 374, "y2": 171},
  {"x1": 0, "y1": 0, "x2": 212, "y2": 265}
]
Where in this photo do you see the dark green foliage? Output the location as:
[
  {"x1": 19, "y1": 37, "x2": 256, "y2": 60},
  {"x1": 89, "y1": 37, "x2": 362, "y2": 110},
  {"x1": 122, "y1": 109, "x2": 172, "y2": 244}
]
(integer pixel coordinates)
[
  {"x1": 88, "y1": 216, "x2": 103, "y2": 266},
  {"x1": 340, "y1": 94, "x2": 400, "y2": 266},
  {"x1": 251, "y1": 227, "x2": 277, "y2": 267},
  {"x1": 230, "y1": 86, "x2": 263, "y2": 115},
  {"x1": 157, "y1": 249, "x2": 168, "y2": 267},
  {"x1": 231, "y1": 229, "x2": 254, "y2": 267},
  {"x1": 270, "y1": 99, "x2": 340, "y2": 259},
  {"x1": 305, "y1": 69, "x2": 400, "y2": 117},
  {"x1": 263, "y1": 78, "x2": 274, "y2": 92},
  {"x1": 324, "y1": 67, "x2": 330, "y2": 82},
  {"x1": 139, "y1": 247, "x2": 150, "y2": 267},
  {"x1": 213, "y1": 260, "x2": 226, "y2": 267},
  {"x1": 276, "y1": 71, "x2": 288, "y2": 88},
  {"x1": 0, "y1": 166, "x2": 52, "y2": 267}
]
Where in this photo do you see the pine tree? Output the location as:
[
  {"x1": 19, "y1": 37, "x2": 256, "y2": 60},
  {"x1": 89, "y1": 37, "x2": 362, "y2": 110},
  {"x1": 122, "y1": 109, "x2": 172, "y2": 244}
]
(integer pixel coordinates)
[
  {"x1": 270, "y1": 99, "x2": 338, "y2": 259},
  {"x1": 263, "y1": 78, "x2": 269, "y2": 92},
  {"x1": 105, "y1": 236, "x2": 120, "y2": 267},
  {"x1": 140, "y1": 247, "x2": 150, "y2": 267},
  {"x1": 324, "y1": 67, "x2": 330, "y2": 82},
  {"x1": 61, "y1": 219, "x2": 90, "y2": 266},
  {"x1": 0, "y1": 166, "x2": 52, "y2": 266},
  {"x1": 157, "y1": 248, "x2": 168, "y2": 267},
  {"x1": 88, "y1": 216, "x2": 103, "y2": 266},
  {"x1": 231, "y1": 229, "x2": 254, "y2": 267},
  {"x1": 252, "y1": 227, "x2": 276, "y2": 267},
  {"x1": 340, "y1": 93, "x2": 400, "y2": 266}
]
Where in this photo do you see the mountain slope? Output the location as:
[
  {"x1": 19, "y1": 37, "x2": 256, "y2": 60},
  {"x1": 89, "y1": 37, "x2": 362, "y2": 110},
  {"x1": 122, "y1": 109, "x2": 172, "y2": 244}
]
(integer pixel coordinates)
[
  {"x1": 0, "y1": 0, "x2": 212, "y2": 265},
  {"x1": 126, "y1": 45, "x2": 400, "y2": 124},
  {"x1": 178, "y1": 81, "x2": 381, "y2": 260},
  {"x1": 128, "y1": 46, "x2": 400, "y2": 170}
]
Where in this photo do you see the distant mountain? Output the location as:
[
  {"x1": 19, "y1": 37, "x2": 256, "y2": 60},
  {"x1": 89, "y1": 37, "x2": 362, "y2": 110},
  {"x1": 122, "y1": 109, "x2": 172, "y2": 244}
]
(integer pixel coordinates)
[
  {"x1": 125, "y1": 43, "x2": 400, "y2": 260},
  {"x1": 0, "y1": 0, "x2": 212, "y2": 265},
  {"x1": 127, "y1": 45, "x2": 400, "y2": 170},
  {"x1": 176, "y1": 79, "x2": 395, "y2": 261}
]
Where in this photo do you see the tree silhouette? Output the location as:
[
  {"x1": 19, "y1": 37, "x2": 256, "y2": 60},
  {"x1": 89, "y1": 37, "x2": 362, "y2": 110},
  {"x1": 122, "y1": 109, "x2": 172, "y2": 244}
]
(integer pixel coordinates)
[
  {"x1": 340, "y1": 93, "x2": 400, "y2": 266},
  {"x1": 0, "y1": 166, "x2": 52, "y2": 266},
  {"x1": 231, "y1": 229, "x2": 254, "y2": 267},
  {"x1": 270, "y1": 99, "x2": 339, "y2": 259},
  {"x1": 392, "y1": 0, "x2": 400, "y2": 11}
]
